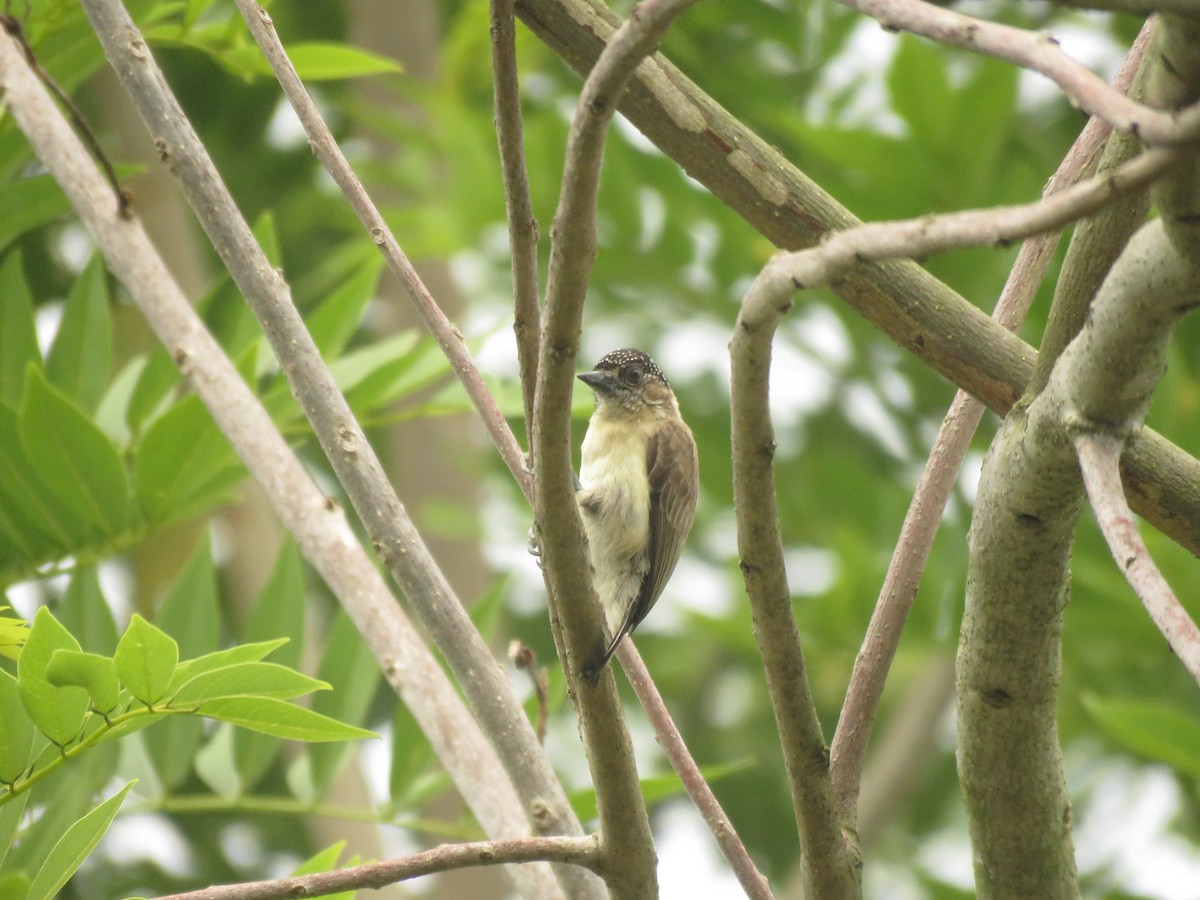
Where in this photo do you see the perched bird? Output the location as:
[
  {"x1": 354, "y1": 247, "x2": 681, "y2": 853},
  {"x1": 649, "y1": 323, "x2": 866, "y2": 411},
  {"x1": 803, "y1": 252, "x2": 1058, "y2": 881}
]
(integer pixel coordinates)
[{"x1": 576, "y1": 348, "x2": 699, "y2": 675}]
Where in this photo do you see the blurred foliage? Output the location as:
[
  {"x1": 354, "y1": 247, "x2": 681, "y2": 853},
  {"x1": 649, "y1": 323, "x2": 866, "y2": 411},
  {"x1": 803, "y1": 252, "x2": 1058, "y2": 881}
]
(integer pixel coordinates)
[{"x1": 2, "y1": 0, "x2": 1198, "y2": 897}]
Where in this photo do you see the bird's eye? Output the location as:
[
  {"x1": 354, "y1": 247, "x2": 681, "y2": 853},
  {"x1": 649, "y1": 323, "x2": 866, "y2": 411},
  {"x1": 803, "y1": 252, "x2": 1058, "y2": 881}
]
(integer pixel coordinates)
[{"x1": 623, "y1": 365, "x2": 644, "y2": 385}]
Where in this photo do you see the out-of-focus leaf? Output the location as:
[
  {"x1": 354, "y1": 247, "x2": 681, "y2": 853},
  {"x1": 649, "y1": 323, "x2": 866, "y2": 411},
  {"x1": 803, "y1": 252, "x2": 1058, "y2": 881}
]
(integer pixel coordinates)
[
  {"x1": 0, "y1": 176, "x2": 72, "y2": 255},
  {"x1": 307, "y1": 255, "x2": 384, "y2": 357},
  {"x1": 308, "y1": 613, "x2": 380, "y2": 794},
  {"x1": 0, "y1": 253, "x2": 41, "y2": 408},
  {"x1": 173, "y1": 662, "x2": 328, "y2": 705},
  {"x1": 570, "y1": 758, "x2": 754, "y2": 821},
  {"x1": 18, "y1": 369, "x2": 130, "y2": 537},
  {"x1": 0, "y1": 668, "x2": 35, "y2": 783},
  {"x1": 45, "y1": 255, "x2": 112, "y2": 414},
  {"x1": 56, "y1": 568, "x2": 119, "y2": 657},
  {"x1": 1084, "y1": 694, "x2": 1200, "y2": 777}
]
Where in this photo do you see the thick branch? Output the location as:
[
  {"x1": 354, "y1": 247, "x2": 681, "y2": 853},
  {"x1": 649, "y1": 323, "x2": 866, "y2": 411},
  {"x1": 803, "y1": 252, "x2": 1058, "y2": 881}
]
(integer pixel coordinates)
[
  {"x1": 153, "y1": 835, "x2": 601, "y2": 900},
  {"x1": 960, "y1": 216, "x2": 1199, "y2": 898},
  {"x1": 0, "y1": 27, "x2": 563, "y2": 900},
  {"x1": 531, "y1": 1, "x2": 697, "y2": 896},
  {"x1": 513, "y1": 0, "x2": 1200, "y2": 564},
  {"x1": 831, "y1": 25, "x2": 1150, "y2": 824},
  {"x1": 732, "y1": 258, "x2": 861, "y2": 900}
]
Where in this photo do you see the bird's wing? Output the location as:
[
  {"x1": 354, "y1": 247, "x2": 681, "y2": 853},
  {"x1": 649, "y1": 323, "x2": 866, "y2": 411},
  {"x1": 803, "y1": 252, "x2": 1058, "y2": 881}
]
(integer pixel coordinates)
[{"x1": 613, "y1": 418, "x2": 700, "y2": 651}]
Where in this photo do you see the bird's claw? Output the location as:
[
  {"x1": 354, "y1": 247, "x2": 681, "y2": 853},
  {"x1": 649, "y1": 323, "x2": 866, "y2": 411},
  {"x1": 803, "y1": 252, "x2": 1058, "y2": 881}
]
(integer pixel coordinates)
[{"x1": 527, "y1": 527, "x2": 546, "y2": 571}]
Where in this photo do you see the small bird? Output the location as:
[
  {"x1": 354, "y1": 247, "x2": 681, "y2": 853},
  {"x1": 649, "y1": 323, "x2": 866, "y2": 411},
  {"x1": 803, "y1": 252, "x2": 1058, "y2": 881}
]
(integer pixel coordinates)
[{"x1": 576, "y1": 348, "x2": 699, "y2": 675}]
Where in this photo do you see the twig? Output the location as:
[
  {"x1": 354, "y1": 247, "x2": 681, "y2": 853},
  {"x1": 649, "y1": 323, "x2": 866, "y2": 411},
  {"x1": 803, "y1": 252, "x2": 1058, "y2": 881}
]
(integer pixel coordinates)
[
  {"x1": 513, "y1": 0, "x2": 1200, "y2": 565},
  {"x1": 617, "y1": 640, "x2": 775, "y2": 900},
  {"x1": 1076, "y1": 434, "x2": 1200, "y2": 685},
  {"x1": 828, "y1": 23, "x2": 1152, "y2": 825},
  {"x1": 779, "y1": 143, "x2": 1183, "y2": 292},
  {"x1": 835, "y1": 0, "x2": 1200, "y2": 147},
  {"x1": 152, "y1": 835, "x2": 602, "y2": 900},
  {"x1": 0, "y1": 12, "x2": 128, "y2": 215},
  {"x1": 0, "y1": 26, "x2": 563, "y2": 900},
  {"x1": 82, "y1": 4, "x2": 587, "y2": 891},
  {"x1": 731, "y1": 269, "x2": 861, "y2": 899},
  {"x1": 531, "y1": 0, "x2": 699, "y2": 896},
  {"x1": 490, "y1": 0, "x2": 543, "y2": 449},
  {"x1": 510, "y1": 641, "x2": 550, "y2": 744}
]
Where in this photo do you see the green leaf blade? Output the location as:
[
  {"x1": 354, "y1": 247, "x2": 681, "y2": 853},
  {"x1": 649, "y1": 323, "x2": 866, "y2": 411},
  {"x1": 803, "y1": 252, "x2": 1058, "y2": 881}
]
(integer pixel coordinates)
[
  {"x1": 200, "y1": 697, "x2": 375, "y2": 743},
  {"x1": 24, "y1": 780, "x2": 134, "y2": 900},
  {"x1": 17, "y1": 608, "x2": 88, "y2": 747},
  {"x1": 114, "y1": 614, "x2": 179, "y2": 705}
]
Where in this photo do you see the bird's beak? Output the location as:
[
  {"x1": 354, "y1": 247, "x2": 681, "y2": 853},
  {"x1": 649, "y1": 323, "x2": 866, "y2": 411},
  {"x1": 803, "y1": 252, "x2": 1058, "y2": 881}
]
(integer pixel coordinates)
[{"x1": 578, "y1": 370, "x2": 618, "y2": 396}]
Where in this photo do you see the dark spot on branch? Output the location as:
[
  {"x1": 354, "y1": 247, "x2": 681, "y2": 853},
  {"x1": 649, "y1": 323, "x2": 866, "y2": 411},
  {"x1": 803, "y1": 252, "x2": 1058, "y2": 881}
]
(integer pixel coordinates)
[
  {"x1": 704, "y1": 128, "x2": 733, "y2": 155},
  {"x1": 738, "y1": 559, "x2": 758, "y2": 575},
  {"x1": 1016, "y1": 512, "x2": 1042, "y2": 527},
  {"x1": 983, "y1": 687, "x2": 1011, "y2": 708}
]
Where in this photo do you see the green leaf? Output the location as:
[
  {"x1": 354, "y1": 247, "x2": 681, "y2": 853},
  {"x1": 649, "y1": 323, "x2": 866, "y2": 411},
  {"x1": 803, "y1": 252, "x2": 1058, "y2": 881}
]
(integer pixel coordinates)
[
  {"x1": 0, "y1": 790, "x2": 30, "y2": 872},
  {"x1": 45, "y1": 256, "x2": 112, "y2": 414},
  {"x1": 25, "y1": 780, "x2": 134, "y2": 900},
  {"x1": 309, "y1": 613, "x2": 380, "y2": 794},
  {"x1": 126, "y1": 348, "x2": 179, "y2": 434},
  {"x1": 0, "y1": 253, "x2": 41, "y2": 408},
  {"x1": 291, "y1": 841, "x2": 360, "y2": 900},
  {"x1": 1084, "y1": 694, "x2": 1200, "y2": 778},
  {"x1": 0, "y1": 607, "x2": 28, "y2": 661},
  {"x1": 233, "y1": 540, "x2": 307, "y2": 788},
  {"x1": 0, "y1": 405, "x2": 89, "y2": 574},
  {"x1": 0, "y1": 176, "x2": 72, "y2": 255},
  {"x1": 46, "y1": 650, "x2": 120, "y2": 714},
  {"x1": 172, "y1": 662, "x2": 328, "y2": 706},
  {"x1": 222, "y1": 40, "x2": 403, "y2": 81},
  {"x1": 115, "y1": 614, "x2": 179, "y2": 705},
  {"x1": 56, "y1": 568, "x2": 119, "y2": 656},
  {"x1": 200, "y1": 697, "x2": 376, "y2": 743},
  {"x1": 307, "y1": 255, "x2": 384, "y2": 357},
  {"x1": 0, "y1": 668, "x2": 35, "y2": 782},
  {"x1": 570, "y1": 758, "x2": 754, "y2": 821},
  {"x1": 388, "y1": 697, "x2": 436, "y2": 809},
  {"x1": 145, "y1": 533, "x2": 219, "y2": 789},
  {"x1": 135, "y1": 394, "x2": 243, "y2": 525},
  {"x1": 170, "y1": 639, "x2": 289, "y2": 692},
  {"x1": 17, "y1": 608, "x2": 88, "y2": 746},
  {"x1": 18, "y1": 368, "x2": 131, "y2": 537}
]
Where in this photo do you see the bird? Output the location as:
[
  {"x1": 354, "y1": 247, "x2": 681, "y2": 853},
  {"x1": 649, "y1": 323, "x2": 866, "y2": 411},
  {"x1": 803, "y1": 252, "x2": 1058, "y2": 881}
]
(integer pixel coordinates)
[{"x1": 576, "y1": 348, "x2": 699, "y2": 676}]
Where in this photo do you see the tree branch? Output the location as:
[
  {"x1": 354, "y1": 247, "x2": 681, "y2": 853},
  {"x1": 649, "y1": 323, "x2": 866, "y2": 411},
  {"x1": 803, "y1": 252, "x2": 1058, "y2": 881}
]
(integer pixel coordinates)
[
  {"x1": 732, "y1": 261, "x2": 862, "y2": 899},
  {"x1": 513, "y1": 0, "x2": 1200, "y2": 566},
  {"x1": 490, "y1": 0, "x2": 543, "y2": 449},
  {"x1": 82, "y1": 6, "x2": 586, "y2": 895},
  {"x1": 1076, "y1": 434, "x2": 1200, "y2": 685},
  {"x1": 531, "y1": 0, "x2": 698, "y2": 895},
  {"x1": 153, "y1": 835, "x2": 601, "y2": 900},
  {"x1": 616, "y1": 641, "x2": 774, "y2": 900},
  {"x1": 829, "y1": 21, "x2": 1152, "y2": 825},
  {"x1": 0, "y1": 26, "x2": 563, "y2": 900},
  {"x1": 836, "y1": 0, "x2": 1200, "y2": 147}
]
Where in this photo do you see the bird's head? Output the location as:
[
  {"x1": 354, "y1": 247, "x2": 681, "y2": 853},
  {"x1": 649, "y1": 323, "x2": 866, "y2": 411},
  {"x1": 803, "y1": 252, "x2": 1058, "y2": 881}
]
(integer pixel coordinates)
[{"x1": 578, "y1": 348, "x2": 676, "y2": 414}]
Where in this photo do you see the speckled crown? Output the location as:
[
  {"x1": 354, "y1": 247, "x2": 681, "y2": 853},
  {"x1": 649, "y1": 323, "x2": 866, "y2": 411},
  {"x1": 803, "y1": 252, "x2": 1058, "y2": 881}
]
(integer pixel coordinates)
[{"x1": 592, "y1": 348, "x2": 668, "y2": 386}]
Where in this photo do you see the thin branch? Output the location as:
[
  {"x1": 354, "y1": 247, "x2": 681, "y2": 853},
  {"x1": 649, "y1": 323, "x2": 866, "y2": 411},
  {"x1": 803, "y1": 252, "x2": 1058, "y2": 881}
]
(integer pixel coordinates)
[
  {"x1": 513, "y1": 0, "x2": 1200, "y2": 565},
  {"x1": 153, "y1": 835, "x2": 602, "y2": 900},
  {"x1": 836, "y1": 0, "x2": 1200, "y2": 147},
  {"x1": 780, "y1": 143, "x2": 1183, "y2": 292},
  {"x1": 531, "y1": 0, "x2": 698, "y2": 895},
  {"x1": 1076, "y1": 434, "x2": 1200, "y2": 685},
  {"x1": 81, "y1": 5, "x2": 586, "y2": 893},
  {"x1": 490, "y1": 0, "x2": 543, "y2": 449},
  {"x1": 616, "y1": 641, "x2": 774, "y2": 900},
  {"x1": 731, "y1": 265, "x2": 861, "y2": 900},
  {"x1": 1054, "y1": 0, "x2": 1200, "y2": 16},
  {"x1": 0, "y1": 26, "x2": 563, "y2": 900},
  {"x1": 829, "y1": 23, "x2": 1152, "y2": 826}
]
